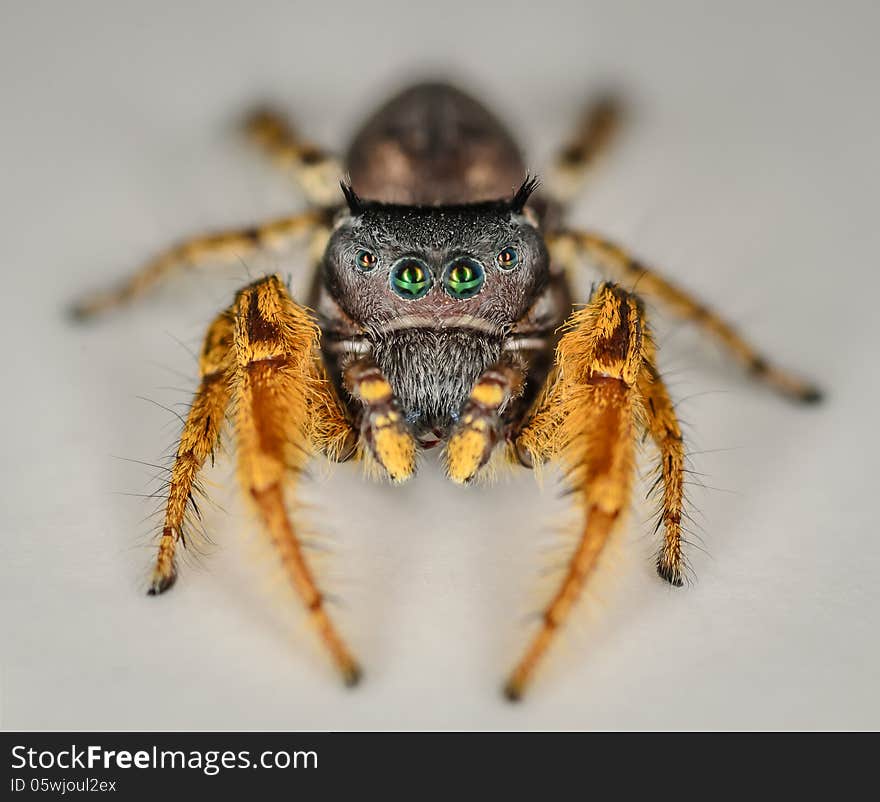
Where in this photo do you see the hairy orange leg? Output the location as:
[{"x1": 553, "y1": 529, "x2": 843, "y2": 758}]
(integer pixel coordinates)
[
  {"x1": 149, "y1": 273, "x2": 359, "y2": 685},
  {"x1": 639, "y1": 358, "x2": 687, "y2": 586},
  {"x1": 148, "y1": 311, "x2": 234, "y2": 594},
  {"x1": 507, "y1": 283, "x2": 649, "y2": 700},
  {"x1": 231, "y1": 275, "x2": 361, "y2": 684}
]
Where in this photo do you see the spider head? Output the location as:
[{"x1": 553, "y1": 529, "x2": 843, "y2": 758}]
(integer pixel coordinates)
[{"x1": 322, "y1": 177, "x2": 549, "y2": 334}]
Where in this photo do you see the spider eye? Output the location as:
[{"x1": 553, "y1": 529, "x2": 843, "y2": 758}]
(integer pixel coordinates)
[
  {"x1": 390, "y1": 258, "x2": 432, "y2": 299},
  {"x1": 355, "y1": 249, "x2": 378, "y2": 271},
  {"x1": 443, "y1": 257, "x2": 485, "y2": 299},
  {"x1": 497, "y1": 246, "x2": 520, "y2": 270}
]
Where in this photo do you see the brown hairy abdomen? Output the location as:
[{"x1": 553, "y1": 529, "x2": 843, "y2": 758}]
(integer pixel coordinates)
[{"x1": 345, "y1": 82, "x2": 526, "y2": 205}]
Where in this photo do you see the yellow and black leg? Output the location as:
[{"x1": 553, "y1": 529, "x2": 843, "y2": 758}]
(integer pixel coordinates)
[
  {"x1": 548, "y1": 229, "x2": 823, "y2": 403},
  {"x1": 547, "y1": 94, "x2": 624, "y2": 204},
  {"x1": 71, "y1": 210, "x2": 329, "y2": 320},
  {"x1": 244, "y1": 106, "x2": 344, "y2": 207}
]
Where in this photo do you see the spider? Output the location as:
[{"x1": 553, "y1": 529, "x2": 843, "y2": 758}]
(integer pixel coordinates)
[{"x1": 72, "y1": 82, "x2": 821, "y2": 701}]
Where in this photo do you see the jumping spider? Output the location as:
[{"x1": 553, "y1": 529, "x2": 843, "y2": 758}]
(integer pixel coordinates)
[{"x1": 73, "y1": 82, "x2": 821, "y2": 700}]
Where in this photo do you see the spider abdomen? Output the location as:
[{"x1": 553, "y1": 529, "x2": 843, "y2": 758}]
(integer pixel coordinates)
[{"x1": 346, "y1": 82, "x2": 525, "y2": 205}]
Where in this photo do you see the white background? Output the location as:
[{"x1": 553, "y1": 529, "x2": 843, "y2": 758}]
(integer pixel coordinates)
[{"x1": 1, "y1": 0, "x2": 877, "y2": 730}]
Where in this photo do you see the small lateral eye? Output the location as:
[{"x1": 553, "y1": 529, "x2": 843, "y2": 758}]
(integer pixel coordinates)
[
  {"x1": 355, "y1": 249, "x2": 378, "y2": 271},
  {"x1": 443, "y1": 257, "x2": 485, "y2": 300},
  {"x1": 497, "y1": 246, "x2": 520, "y2": 270},
  {"x1": 390, "y1": 258, "x2": 432, "y2": 300}
]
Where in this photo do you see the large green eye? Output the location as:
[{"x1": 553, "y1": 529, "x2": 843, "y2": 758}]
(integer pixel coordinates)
[
  {"x1": 355, "y1": 249, "x2": 378, "y2": 271},
  {"x1": 443, "y1": 257, "x2": 485, "y2": 299},
  {"x1": 497, "y1": 246, "x2": 520, "y2": 270},
  {"x1": 390, "y1": 258, "x2": 432, "y2": 299}
]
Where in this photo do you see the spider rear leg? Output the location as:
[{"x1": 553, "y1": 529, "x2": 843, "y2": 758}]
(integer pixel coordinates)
[
  {"x1": 70, "y1": 210, "x2": 330, "y2": 320},
  {"x1": 546, "y1": 94, "x2": 624, "y2": 204},
  {"x1": 344, "y1": 359, "x2": 416, "y2": 484},
  {"x1": 445, "y1": 363, "x2": 525, "y2": 484},
  {"x1": 548, "y1": 229, "x2": 823, "y2": 403},
  {"x1": 244, "y1": 106, "x2": 344, "y2": 207},
  {"x1": 506, "y1": 283, "x2": 658, "y2": 700}
]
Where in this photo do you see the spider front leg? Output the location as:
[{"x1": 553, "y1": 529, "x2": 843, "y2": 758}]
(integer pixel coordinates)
[
  {"x1": 445, "y1": 362, "x2": 525, "y2": 484},
  {"x1": 506, "y1": 283, "x2": 682, "y2": 700},
  {"x1": 639, "y1": 359, "x2": 687, "y2": 586},
  {"x1": 244, "y1": 106, "x2": 344, "y2": 207},
  {"x1": 343, "y1": 358, "x2": 417, "y2": 483},
  {"x1": 234, "y1": 278, "x2": 360, "y2": 684},
  {"x1": 152, "y1": 273, "x2": 361, "y2": 686},
  {"x1": 547, "y1": 229, "x2": 823, "y2": 403},
  {"x1": 148, "y1": 309, "x2": 235, "y2": 594},
  {"x1": 70, "y1": 209, "x2": 330, "y2": 320}
]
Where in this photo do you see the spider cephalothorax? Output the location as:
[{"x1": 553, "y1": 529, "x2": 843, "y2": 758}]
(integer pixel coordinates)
[
  {"x1": 318, "y1": 179, "x2": 553, "y2": 444},
  {"x1": 72, "y1": 82, "x2": 821, "y2": 699},
  {"x1": 326, "y1": 180, "x2": 547, "y2": 327}
]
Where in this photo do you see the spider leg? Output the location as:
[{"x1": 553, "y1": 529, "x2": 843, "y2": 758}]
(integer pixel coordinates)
[
  {"x1": 445, "y1": 362, "x2": 525, "y2": 483},
  {"x1": 343, "y1": 359, "x2": 417, "y2": 483},
  {"x1": 70, "y1": 209, "x2": 330, "y2": 320},
  {"x1": 244, "y1": 106, "x2": 344, "y2": 207},
  {"x1": 506, "y1": 283, "x2": 648, "y2": 700},
  {"x1": 545, "y1": 94, "x2": 624, "y2": 204},
  {"x1": 148, "y1": 309, "x2": 235, "y2": 594},
  {"x1": 150, "y1": 274, "x2": 360, "y2": 685},
  {"x1": 232, "y1": 275, "x2": 360, "y2": 684},
  {"x1": 639, "y1": 358, "x2": 687, "y2": 586},
  {"x1": 547, "y1": 229, "x2": 823, "y2": 403}
]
